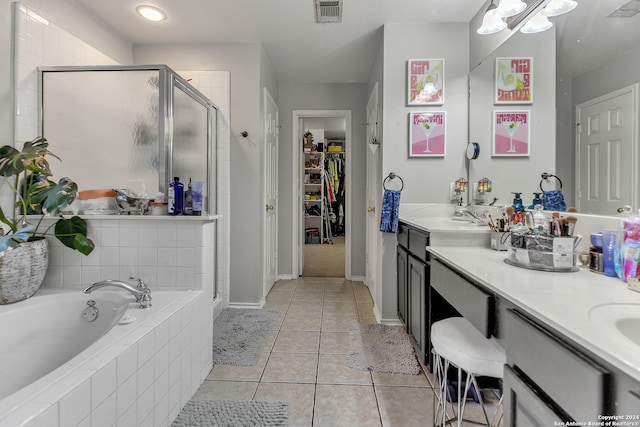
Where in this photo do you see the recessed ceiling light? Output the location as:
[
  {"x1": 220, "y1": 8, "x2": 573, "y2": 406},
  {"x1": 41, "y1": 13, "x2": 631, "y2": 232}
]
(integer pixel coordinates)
[{"x1": 136, "y1": 5, "x2": 167, "y2": 22}]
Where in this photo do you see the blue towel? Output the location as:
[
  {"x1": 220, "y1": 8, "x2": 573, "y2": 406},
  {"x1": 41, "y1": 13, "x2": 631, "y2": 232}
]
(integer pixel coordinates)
[{"x1": 380, "y1": 189, "x2": 401, "y2": 233}]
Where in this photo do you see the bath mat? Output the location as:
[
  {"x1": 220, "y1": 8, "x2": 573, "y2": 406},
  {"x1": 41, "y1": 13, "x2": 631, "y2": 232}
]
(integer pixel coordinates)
[
  {"x1": 213, "y1": 308, "x2": 279, "y2": 366},
  {"x1": 347, "y1": 323, "x2": 421, "y2": 375},
  {"x1": 171, "y1": 399, "x2": 288, "y2": 427}
]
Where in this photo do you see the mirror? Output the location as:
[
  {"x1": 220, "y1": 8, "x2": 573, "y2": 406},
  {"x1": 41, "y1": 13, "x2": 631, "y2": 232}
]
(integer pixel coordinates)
[{"x1": 469, "y1": 0, "x2": 640, "y2": 215}]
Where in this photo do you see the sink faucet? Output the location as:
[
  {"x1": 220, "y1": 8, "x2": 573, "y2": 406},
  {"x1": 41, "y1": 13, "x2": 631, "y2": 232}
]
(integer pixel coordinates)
[{"x1": 83, "y1": 278, "x2": 152, "y2": 308}]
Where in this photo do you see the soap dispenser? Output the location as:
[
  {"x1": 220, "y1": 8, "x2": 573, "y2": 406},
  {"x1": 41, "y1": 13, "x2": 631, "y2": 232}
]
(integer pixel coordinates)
[
  {"x1": 511, "y1": 192, "x2": 524, "y2": 213},
  {"x1": 528, "y1": 192, "x2": 543, "y2": 209}
]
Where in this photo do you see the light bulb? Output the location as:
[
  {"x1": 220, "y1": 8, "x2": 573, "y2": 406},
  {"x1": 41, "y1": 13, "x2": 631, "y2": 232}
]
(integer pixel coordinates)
[
  {"x1": 495, "y1": 0, "x2": 527, "y2": 18},
  {"x1": 136, "y1": 5, "x2": 167, "y2": 22},
  {"x1": 541, "y1": 0, "x2": 577, "y2": 17},
  {"x1": 520, "y1": 11, "x2": 553, "y2": 34},
  {"x1": 477, "y1": 3, "x2": 507, "y2": 35}
]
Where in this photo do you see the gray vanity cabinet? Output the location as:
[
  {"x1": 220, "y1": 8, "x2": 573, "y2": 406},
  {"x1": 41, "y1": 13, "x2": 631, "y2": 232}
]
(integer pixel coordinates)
[
  {"x1": 396, "y1": 244, "x2": 408, "y2": 328},
  {"x1": 408, "y1": 254, "x2": 427, "y2": 362}
]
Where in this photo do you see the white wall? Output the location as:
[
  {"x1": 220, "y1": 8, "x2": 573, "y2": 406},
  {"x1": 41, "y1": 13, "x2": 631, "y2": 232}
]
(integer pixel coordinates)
[{"x1": 277, "y1": 82, "x2": 368, "y2": 278}]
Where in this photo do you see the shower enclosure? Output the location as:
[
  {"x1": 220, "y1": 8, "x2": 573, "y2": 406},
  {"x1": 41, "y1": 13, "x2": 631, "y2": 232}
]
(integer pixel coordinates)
[{"x1": 38, "y1": 65, "x2": 217, "y2": 215}]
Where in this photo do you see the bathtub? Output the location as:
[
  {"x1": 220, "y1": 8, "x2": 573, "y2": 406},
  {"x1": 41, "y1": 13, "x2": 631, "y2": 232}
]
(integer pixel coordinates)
[{"x1": 0, "y1": 288, "x2": 214, "y2": 427}]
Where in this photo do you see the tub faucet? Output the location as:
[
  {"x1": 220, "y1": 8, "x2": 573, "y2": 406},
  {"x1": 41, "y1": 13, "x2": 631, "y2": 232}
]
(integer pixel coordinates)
[{"x1": 83, "y1": 279, "x2": 152, "y2": 308}]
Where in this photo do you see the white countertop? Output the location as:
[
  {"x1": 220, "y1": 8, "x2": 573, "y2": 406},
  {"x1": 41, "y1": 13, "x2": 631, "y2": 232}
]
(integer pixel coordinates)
[{"x1": 427, "y1": 245, "x2": 640, "y2": 382}]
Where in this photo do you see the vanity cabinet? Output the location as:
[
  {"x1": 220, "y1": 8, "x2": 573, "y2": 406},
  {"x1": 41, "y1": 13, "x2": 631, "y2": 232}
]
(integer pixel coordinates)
[{"x1": 396, "y1": 244, "x2": 408, "y2": 328}]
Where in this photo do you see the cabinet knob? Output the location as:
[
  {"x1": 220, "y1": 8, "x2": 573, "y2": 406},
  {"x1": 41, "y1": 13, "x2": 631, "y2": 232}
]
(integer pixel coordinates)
[
  {"x1": 266, "y1": 204, "x2": 274, "y2": 212},
  {"x1": 368, "y1": 207, "x2": 375, "y2": 213}
]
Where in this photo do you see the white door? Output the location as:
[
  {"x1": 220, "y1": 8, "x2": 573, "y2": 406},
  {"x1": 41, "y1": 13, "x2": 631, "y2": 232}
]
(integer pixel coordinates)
[
  {"x1": 263, "y1": 88, "x2": 279, "y2": 295},
  {"x1": 576, "y1": 85, "x2": 637, "y2": 214},
  {"x1": 365, "y1": 84, "x2": 379, "y2": 290}
]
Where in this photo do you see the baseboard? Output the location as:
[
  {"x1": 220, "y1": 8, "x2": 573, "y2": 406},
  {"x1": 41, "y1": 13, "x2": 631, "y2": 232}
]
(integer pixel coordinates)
[
  {"x1": 349, "y1": 275, "x2": 365, "y2": 282},
  {"x1": 278, "y1": 274, "x2": 295, "y2": 280},
  {"x1": 227, "y1": 298, "x2": 265, "y2": 309},
  {"x1": 379, "y1": 318, "x2": 403, "y2": 326}
]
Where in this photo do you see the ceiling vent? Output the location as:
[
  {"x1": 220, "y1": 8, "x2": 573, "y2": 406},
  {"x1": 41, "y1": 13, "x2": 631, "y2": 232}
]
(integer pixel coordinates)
[
  {"x1": 608, "y1": 0, "x2": 640, "y2": 17},
  {"x1": 315, "y1": 0, "x2": 342, "y2": 23}
]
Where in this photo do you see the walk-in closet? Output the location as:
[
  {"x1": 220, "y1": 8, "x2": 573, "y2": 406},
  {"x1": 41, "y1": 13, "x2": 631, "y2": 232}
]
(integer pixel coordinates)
[{"x1": 301, "y1": 117, "x2": 347, "y2": 277}]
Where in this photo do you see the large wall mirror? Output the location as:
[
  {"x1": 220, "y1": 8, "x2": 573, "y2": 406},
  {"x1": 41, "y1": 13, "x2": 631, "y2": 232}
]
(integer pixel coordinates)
[{"x1": 469, "y1": 0, "x2": 640, "y2": 215}]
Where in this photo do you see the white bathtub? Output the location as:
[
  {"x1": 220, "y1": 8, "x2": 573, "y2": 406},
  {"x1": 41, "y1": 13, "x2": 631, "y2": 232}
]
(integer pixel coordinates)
[{"x1": 0, "y1": 288, "x2": 214, "y2": 427}]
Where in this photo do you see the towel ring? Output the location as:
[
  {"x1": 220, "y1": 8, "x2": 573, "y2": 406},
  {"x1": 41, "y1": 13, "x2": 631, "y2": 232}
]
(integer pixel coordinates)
[
  {"x1": 384, "y1": 173, "x2": 404, "y2": 191},
  {"x1": 540, "y1": 172, "x2": 563, "y2": 192}
]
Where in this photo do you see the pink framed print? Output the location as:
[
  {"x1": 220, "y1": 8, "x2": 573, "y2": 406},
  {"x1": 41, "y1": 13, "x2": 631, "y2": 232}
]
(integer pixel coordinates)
[
  {"x1": 495, "y1": 57, "x2": 533, "y2": 104},
  {"x1": 407, "y1": 59, "x2": 444, "y2": 105},
  {"x1": 409, "y1": 111, "x2": 446, "y2": 157},
  {"x1": 493, "y1": 110, "x2": 530, "y2": 156}
]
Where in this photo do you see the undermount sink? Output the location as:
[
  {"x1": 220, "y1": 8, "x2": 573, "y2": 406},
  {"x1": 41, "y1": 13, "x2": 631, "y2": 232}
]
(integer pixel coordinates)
[{"x1": 588, "y1": 303, "x2": 640, "y2": 346}]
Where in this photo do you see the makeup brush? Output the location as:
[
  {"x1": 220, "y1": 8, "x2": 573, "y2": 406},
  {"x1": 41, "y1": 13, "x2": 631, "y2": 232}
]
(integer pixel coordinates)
[
  {"x1": 566, "y1": 216, "x2": 578, "y2": 236},
  {"x1": 567, "y1": 207, "x2": 578, "y2": 213},
  {"x1": 552, "y1": 212, "x2": 562, "y2": 236}
]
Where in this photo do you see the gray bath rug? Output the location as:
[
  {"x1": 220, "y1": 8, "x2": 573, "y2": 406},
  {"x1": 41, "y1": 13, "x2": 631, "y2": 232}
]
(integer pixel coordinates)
[
  {"x1": 171, "y1": 399, "x2": 288, "y2": 427},
  {"x1": 347, "y1": 323, "x2": 421, "y2": 375},
  {"x1": 213, "y1": 308, "x2": 279, "y2": 366}
]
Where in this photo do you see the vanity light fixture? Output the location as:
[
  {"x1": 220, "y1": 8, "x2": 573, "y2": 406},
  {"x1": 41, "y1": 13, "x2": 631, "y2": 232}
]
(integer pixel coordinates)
[
  {"x1": 541, "y1": 0, "x2": 577, "y2": 17},
  {"x1": 477, "y1": 0, "x2": 507, "y2": 34},
  {"x1": 495, "y1": 0, "x2": 527, "y2": 18},
  {"x1": 520, "y1": 11, "x2": 553, "y2": 33},
  {"x1": 136, "y1": 5, "x2": 167, "y2": 22}
]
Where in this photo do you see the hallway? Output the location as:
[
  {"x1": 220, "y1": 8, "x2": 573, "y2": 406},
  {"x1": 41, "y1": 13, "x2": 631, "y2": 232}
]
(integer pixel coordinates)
[{"x1": 197, "y1": 278, "x2": 498, "y2": 426}]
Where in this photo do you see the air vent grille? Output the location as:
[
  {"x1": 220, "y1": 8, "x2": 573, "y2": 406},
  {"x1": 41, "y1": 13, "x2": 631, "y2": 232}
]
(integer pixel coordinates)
[
  {"x1": 608, "y1": 0, "x2": 640, "y2": 17},
  {"x1": 315, "y1": 0, "x2": 342, "y2": 23}
]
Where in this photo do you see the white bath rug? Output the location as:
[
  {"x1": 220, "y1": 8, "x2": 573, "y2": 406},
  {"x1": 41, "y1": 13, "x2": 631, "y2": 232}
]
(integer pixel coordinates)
[
  {"x1": 171, "y1": 399, "x2": 288, "y2": 427},
  {"x1": 213, "y1": 308, "x2": 279, "y2": 366},
  {"x1": 347, "y1": 323, "x2": 421, "y2": 375}
]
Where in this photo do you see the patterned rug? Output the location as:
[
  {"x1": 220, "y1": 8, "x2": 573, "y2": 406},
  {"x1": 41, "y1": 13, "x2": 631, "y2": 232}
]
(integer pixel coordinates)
[
  {"x1": 347, "y1": 323, "x2": 421, "y2": 375},
  {"x1": 171, "y1": 400, "x2": 288, "y2": 427},
  {"x1": 213, "y1": 308, "x2": 279, "y2": 366}
]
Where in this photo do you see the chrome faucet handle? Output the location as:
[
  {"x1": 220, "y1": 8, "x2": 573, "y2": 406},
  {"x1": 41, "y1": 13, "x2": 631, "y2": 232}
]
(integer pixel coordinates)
[
  {"x1": 129, "y1": 276, "x2": 148, "y2": 289},
  {"x1": 138, "y1": 291, "x2": 152, "y2": 309}
]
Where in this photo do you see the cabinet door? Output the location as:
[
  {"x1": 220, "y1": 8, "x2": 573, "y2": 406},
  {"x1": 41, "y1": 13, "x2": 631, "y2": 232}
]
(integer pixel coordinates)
[
  {"x1": 396, "y1": 245, "x2": 408, "y2": 328},
  {"x1": 408, "y1": 255, "x2": 426, "y2": 362},
  {"x1": 504, "y1": 365, "x2": 566, "y2": 426}
]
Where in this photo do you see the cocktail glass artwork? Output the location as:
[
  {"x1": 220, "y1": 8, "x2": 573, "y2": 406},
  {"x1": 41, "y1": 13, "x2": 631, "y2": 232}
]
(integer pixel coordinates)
[
  {"x1": 420, "y1": 121, "x2": 437, "y2": 153},
  {"x1": 503, "y1": 120, "x2": 520, "y2": 153}
]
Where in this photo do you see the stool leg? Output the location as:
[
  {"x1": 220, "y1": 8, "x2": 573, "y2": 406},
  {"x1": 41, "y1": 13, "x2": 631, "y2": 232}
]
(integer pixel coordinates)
[{"x1": 456, "y1": 366, "x2": 464, "y2": 427}]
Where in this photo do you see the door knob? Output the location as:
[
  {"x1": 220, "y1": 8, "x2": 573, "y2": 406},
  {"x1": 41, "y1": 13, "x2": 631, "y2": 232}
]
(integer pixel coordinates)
[
  {"x1": 266, "y1": 204, "x2": 274, "y2": 212},
  {"x1": 367, "y1": 207, "x2": 375, "y2": 213}
]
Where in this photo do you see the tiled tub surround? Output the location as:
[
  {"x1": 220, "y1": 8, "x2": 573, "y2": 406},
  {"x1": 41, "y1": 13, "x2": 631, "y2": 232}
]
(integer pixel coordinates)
[{"x1": 0, "y1": 289, "x2": 213, "y2": 427}]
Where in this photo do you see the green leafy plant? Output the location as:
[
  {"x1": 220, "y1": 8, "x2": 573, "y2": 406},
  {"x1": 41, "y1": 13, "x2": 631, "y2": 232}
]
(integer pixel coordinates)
[{"x1": 0, "y1": 136, "x2": 94, "y2": 255}]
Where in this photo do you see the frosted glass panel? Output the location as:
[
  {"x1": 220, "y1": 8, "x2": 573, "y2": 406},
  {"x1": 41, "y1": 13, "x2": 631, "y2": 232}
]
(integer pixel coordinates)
[
  {"x1": 41, "y1": 70, "x2": 161, "y2": 196},
  {"x1": 172, "y1": 84, "x2": 209, "y2": 211}
]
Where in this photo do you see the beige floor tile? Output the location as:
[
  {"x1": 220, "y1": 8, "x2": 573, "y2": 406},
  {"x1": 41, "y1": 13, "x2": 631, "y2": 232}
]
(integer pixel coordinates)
[
  {"x1": 271, "y1": 280, "x2": 298, "y2": 290},
  {"x1": 323, "y1": 300, "x2": 358, "y2": 315},
  {"x1": 272, "y1": 331, "x2": 320, "y2": 353},
  {"x1": 372, "y1": 371, "x2": 431, "y2": 388},
  {"x1": 281, "y1": 313, "x2": 322, "y2": 331},
  {"x1": 208, "y1": 351, "x2": 269, "y2": 382},
  {"x1": 357, "y1": 303, "x2": 375, "y2": 317},
  {"x1": 266, "y1": 289, "x2": 295, "y2": 302},
  {"x1": 358, "y1": 317, "x2": 378, "y2": 325},
  {"x1": 261, "y1": 352, "x2": 319, "y2": 383},
  {"x1": 321, "y1": 314, "x2": 358, "y2": 332},
  {"x1": 324, "y1": 290, "x2": 355, "y2": 301},
  {"x1": 263, "y1": 301, "x2": 290, "y2": 313},
  {"x1": 355, "y1": 292, "x2": 374, "y2": 304},
  {"x1": 287, "y1": 300, "x2": 323, "y2": 315},
  {"x1": 296, "y1": 281, "x2": 325, "y2": 291},
  {"x1": 313, "y1": 384, "x2": 381, "y2": 427},
  {"x1": 264, "y1": 329, "x2": 280, "y2": 351},
  {"x1": 292, "y1": 289, "x2": 325, "y2": 301},
  {"x1": 324, "y1": 282, "x2": 353, "y2": 292},
  {"x1": 254, "y1": 382, "x2": 315, "y2": 427},
  {"x1": 317, "y1": 353, "x2": 373, "y2": 385},
  {"x1": 375, "y1": 385, "x2": 433, "y2": 427},
  {"x1": 193, "y1": 380, "x2": 258, "y2": 400},
  {"x1": 319, "y1": 331, "x2": 350, "y2": 354}
]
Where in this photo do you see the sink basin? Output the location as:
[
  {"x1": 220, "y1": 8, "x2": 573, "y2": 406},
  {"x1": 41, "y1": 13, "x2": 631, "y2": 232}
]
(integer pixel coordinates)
[{"x1": 588, "y1": 303, "x2": 640, "y2": 346}]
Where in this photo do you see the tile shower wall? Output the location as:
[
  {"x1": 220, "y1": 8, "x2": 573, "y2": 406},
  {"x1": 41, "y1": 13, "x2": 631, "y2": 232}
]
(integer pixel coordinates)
[
  {"x1": 11, "y1": 5, "x2": 231, "y2": 300},
  {"x1": 41, "y1": 218, "x2": 216, "y2": 291}
]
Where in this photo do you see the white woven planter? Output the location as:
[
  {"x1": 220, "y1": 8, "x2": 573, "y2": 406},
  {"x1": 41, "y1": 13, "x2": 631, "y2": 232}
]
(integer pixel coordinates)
[{"x1": 0, "y1": 238, "x2": 48, "y2": 304}]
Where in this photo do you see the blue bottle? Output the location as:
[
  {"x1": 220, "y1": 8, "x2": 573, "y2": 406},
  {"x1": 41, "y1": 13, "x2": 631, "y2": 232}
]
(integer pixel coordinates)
[
  {"x1": 528, "y1": 192, "x2": 543, "y2": 209},
  {"x1": 512, "y1": 192, "x2": 525, "y2": 213},
  {"x1": 168, "y1": 177, "x2": 184, "y2": 215}
]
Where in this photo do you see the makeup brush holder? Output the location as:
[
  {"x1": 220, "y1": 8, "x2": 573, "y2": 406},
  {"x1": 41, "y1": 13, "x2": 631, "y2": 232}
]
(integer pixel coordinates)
[{"x1": 505, "y1": 232, "x2": 579, "y2": 272}]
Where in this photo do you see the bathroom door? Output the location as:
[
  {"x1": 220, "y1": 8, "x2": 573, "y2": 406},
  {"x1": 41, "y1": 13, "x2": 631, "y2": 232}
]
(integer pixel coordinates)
[
  {"x1": 576, "y1": 85, "x2": 637, "y2": 214},
  {"x1": 365, "y1": 84, "x2": 379, "y2": 292},
  {"x1": 263, "y1": 88, "x2": 279, "y2": 295}
]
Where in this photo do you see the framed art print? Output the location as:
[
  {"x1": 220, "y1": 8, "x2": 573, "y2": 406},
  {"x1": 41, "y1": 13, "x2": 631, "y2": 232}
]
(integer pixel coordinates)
[
  {"x1": 493, "y1": 110, "x2": 530, "y2": 156},
  {"x1": 409, "y1": 111, "x2": 446, "y2": 157},
  {"x1": 495, "y1": 57, "x2": 533, "y2": 104},
  {"x1": 407, "y1": 59, "x2": 444, "y2": 105}
]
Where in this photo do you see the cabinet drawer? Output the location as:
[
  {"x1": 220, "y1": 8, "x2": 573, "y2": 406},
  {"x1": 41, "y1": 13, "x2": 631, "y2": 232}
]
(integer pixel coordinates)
[
  {"x1": 398, "y1": 223, "x2": 409, "y2": 249},
  {"x1": 430, "y1": 259, "x2": 493, "y2": 337},
  {"x1": 505, "y1": 309, "x2": 610, "y2": 421},
  {"x1": 408, "y1": 229, "x2": 428, "y2": 262}
]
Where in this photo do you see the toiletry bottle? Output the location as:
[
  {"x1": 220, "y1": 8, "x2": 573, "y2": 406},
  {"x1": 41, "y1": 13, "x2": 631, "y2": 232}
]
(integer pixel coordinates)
[
  {"x1": 192, "y1": 181, "x2": 204, "y2": 216},
  {"x1": 183, "y1": 178, "x2": 193, "y2": 215},
  {"x1": 168, "y1": 177, "x2": 184, "y2": 215},
  {"x1": 602, "y1": 229, "x2": 618, "y2": 277},
  {"x1": 528, "y1": 192, "x2": 542, "y2": 209},
  {"x1": 511, "y1": 192, "x2": 524, "y2": 213}
]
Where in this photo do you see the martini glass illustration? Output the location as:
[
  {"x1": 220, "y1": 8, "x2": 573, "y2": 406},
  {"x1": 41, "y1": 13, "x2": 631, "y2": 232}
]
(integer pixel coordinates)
[
  {"x1": 420, "y1": 121, "x2": 437, "y2": 153},
  {"x1": 503, "y1": 120, "x2": 520, "y2": 153}
]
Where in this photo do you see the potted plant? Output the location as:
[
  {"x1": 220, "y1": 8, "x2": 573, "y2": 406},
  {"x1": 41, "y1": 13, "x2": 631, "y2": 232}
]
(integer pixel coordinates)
[
  {"x1": 303, "y1": 130, "x2": 313, "y2": 145},
  {"x1": 0, "y1": 136, "x2": 94, "y2": 304}
]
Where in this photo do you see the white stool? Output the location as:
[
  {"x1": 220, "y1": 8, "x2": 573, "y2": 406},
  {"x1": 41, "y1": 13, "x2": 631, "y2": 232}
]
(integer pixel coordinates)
[{"x1": 431, "y1": 317, "x2": 505, "y2": 427}]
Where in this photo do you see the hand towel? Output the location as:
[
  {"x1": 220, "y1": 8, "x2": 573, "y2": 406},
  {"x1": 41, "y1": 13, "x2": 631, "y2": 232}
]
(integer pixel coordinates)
[{"x1": 380, "y1": 189, "x2": 401, "y2": 233}]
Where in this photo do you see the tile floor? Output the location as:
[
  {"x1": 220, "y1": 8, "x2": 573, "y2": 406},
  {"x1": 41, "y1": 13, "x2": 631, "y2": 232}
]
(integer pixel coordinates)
[{"x1": 195, "y1": 277, "x2": 500, "y2": 427}]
